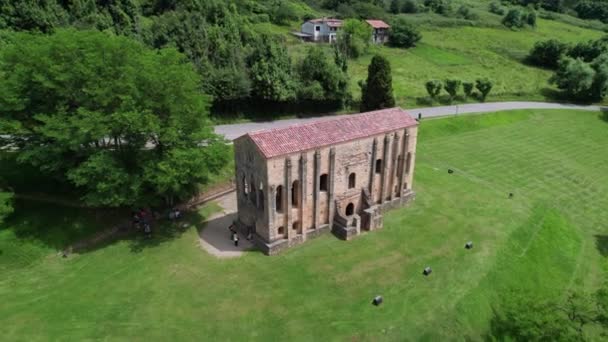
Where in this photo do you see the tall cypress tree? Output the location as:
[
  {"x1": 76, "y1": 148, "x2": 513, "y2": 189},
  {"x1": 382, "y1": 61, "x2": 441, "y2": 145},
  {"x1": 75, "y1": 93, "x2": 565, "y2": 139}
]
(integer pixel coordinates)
[{"x1": 360, "y1": 55, "x2": 395, "y2": 111}]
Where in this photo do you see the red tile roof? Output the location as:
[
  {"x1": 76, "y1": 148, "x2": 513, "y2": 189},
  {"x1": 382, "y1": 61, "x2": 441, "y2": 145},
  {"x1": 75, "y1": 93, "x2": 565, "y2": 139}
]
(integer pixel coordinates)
[
  {"x1": 366, "y1": 20, "x2": 390, "y2": 29},
  {"x1": 245, "y1": 108, "x2": 417, "y2": 159}
]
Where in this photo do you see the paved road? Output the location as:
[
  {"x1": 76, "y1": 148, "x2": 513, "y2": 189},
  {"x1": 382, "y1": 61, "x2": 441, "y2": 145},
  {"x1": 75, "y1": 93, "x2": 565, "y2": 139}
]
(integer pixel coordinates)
[{"x1": 214, "y1": 101, "x2": 602, "y2": 140}]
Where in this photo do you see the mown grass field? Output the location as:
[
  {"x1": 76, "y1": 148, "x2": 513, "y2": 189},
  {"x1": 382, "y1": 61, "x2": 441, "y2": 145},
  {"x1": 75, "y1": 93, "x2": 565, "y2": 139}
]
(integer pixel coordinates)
[
  {"x1": 287, "y1": 13, "x2": 604, "y2": 108},
  {"x1": 1, "y1": 109, "x2": 607, "y2": 340}
]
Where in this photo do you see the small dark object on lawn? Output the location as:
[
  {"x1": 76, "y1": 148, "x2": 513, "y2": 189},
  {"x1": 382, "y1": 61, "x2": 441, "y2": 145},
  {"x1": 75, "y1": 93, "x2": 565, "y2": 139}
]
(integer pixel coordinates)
[
  {"x1": 423, "y1": 267, "x2": 432, "y2": 276},
  {"x1": 372, "y1": 295, "x2": 383, "y2": 306},
  {"x1": 62, "y1": 251, "x2": 68, "y2": 258},
  {"x1": 418, "y1": 113, "x2": 422, "y2": 120},
  {"x1": 465, "y1": 241, "x2": 473, "y2": 249},
  {"x1": 448, "y1": 169, "x2": 454, "y2": 174},
  {"x1": 509, "y1": 193, "x2": 514, "y2": 199}
]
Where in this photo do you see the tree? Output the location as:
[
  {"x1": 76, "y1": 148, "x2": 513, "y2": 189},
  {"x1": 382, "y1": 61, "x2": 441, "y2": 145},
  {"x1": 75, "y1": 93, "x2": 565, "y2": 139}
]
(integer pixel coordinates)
[
  {"x1": 0, "y1": 187, "x2": 12, "y2": 224},
  {"x1": 456, "y1": 5, "x2": 479, "y2": 20},
  {"x1": 390, "y1": 0, "x2": 402, "y2": 14},
  {"x1": 489, "y1": 2, "x2": 506, "y2": 15},
  {"x1": 444, "y1": 79, "x2": 462, "y2": 100},
  {"x1": 502, "y1": 8, "x2": 524, "y2": 28},
  {"x1": 526, "y1": 10, "x2": 537, "y2": 27},
  {"x1": 389, "y1": 18, "x2": 422, "y2": 49},
  {"x1": 249, "y1": 36, "x2": 296, "y2": 101},
  {"x1": 360, "y1": 55, "x2": 395, "y2": 112},
  {"x1": 272, "y1": 1, "x2": 299, "y2": 25},
  {"x1": 0, "y1": 29, "x2": 229, "y2": 207},
  {"x1": 568, "y1": 38, "x2": 608, "y2": 63},
  {"x1": 296, "y1": 46, "x2": 351, "y2": 105},
  {"x1": 463, "y1": 82, "x2": 474, "y2": 98},
  {"x1": 425, "y1": 80, "x2": 443, "y2": 98},
  {"x1": 402, "y1": 0, "x2": 419, "y2": 13},
  {"x1": 336, "y1": 19, "x2": 372, "y2": 59},
  {"x1": 550, "y1": 57, "x2": 595, "y2": 100},
  {"x1": 528, "y1": 39, "x2": 569, "y2": 69},
  {"x1": 0, "y1": 0, "x2": 67, "y2": 33},
  {"x1": 475, "y1": 78, "x2": 494, "y2": 101},
  {"x1": 590, "y1": 53, "x2": 608, "y2": 100},
  {"x1": 424, "y1": 0, "x2": 451, "y2": 15}
]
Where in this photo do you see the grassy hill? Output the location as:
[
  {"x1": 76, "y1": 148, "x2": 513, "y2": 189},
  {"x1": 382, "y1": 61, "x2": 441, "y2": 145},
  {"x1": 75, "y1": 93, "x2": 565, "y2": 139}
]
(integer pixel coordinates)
[
  {"x1": 2, "y1": 108, "x2": 607, "y2": 340},
  {"x1": 284, "y1": 1, "x2": 605, "y2": 109}
]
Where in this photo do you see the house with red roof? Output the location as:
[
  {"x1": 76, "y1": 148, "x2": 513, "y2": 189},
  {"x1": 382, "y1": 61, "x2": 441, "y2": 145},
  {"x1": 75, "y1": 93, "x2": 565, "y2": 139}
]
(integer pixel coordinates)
[
  {"x1": 232, "y1": 108, "x2": 418, "y2": 255},
  {"x1": 366, "y1": 19, "x2": 391, "y2": 44}
]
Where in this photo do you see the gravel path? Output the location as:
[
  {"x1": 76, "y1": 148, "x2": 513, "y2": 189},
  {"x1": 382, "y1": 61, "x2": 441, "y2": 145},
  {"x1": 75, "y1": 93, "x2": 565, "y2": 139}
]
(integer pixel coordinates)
[
  {"x1": 198, "y1": 191, "x2": 255, "y2": 258},
  {"x1": 214, "y1": 101, "x2": 602, "y2": 140}
]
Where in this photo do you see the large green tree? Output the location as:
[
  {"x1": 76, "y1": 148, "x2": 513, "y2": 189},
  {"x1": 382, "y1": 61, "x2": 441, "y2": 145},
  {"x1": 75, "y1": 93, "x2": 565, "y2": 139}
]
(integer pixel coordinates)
[
  {"x1": 336, "y1": 19, "x2": 372, "y2": 59},
  {"x1": 0, "y1": 29, "x2": 228, "y2": 207},
  {"x1": 360, "y1": 55, "x2": 395, "y2": 112},
  {"x1": 296, "y1": 46, "x2": 350, "y2": 105},
  {"x1": 248, "y1": 36, "x2": 296, "y2": 101}
]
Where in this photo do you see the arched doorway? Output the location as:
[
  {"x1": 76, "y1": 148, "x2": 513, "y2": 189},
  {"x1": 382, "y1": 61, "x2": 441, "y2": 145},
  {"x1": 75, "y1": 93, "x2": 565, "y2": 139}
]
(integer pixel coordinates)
[{"x1": 345, "y1": 203, "x2": 354, "y2": 216}]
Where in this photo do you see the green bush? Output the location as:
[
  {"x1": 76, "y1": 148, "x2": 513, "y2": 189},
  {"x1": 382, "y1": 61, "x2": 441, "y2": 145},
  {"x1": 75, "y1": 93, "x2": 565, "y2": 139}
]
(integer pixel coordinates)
[
  {"x1": 502, "y1": 8, "x2": 524, "y2": 28},
  {"x1": 425, "y1": 80, "x2": 443, "y2": 98},
  {"x1": 457, "y1": 5, "x2": 479, "y2": 20},
  {"x1": 463, "y1": 82, "x2": 474, "y2": 97},
  {"x1": 402, "y1": 0, "x2": 419, "y2": 13},
  {"x1": 389, "y1": 18, "x2": 422, "y2": 49},
  {"x1": 444, "y1": 79, "x2": 462, "y2": 99},
  {"x1": 527, "y1": 39, "x2": 569, "y2": 68},
  {"x1": 489, "y1": 2, "x2": 506, "y2": 15},
  {"x1": 475, "y1": 78, "x2": 493, "y2": 101}
]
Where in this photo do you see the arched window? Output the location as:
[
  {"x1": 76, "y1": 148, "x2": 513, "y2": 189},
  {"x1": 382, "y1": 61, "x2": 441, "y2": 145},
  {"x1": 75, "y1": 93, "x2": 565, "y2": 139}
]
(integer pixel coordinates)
[
  {"x1": 276, "y1": 185, "x2": 283, "y2": 212},
  {"x1": 375, "y1": 159, "x2": 382, "y2": 174},
  {"x1": 259, "y1": 190, "x2": 264, "y2": 210},
  {"x1": 291, "y1": 180, "x2": 300, "y2": 208},
  {"x1": 278, "y1": 226, "x2": 285, "y2": 236},
  {"x1": 292, "y1": 221, "x2": 300, "y2": 230},
  {"x1": 348, "y1": 173, "x2": 356, "y2": 189},
  {"x1": 320, "y1": 174, "x2": 328, "y2": 192},
  {"x1": 406, "y1": 153, "x2": 412, "y2": 174},
  {"x1": 250, "y1": 177, "x2": 256, "y2": 206},
  {"x1": 345, "y1": 203, "x2": 354, "y2": 216},
  {"x1": 242, "y1": 176, "x2": 248, "y2": 196}
]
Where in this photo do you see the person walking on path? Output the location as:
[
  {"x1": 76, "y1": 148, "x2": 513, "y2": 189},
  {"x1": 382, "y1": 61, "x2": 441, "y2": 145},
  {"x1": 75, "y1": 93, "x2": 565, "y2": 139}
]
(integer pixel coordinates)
[{"x1": 232, "y1": 231, "x2": 239, "y2": 247}]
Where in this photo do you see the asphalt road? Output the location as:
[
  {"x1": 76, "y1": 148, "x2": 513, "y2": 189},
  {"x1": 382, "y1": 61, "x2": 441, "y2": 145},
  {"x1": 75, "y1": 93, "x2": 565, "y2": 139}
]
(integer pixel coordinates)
[{"x1": 214, "y1": 101, "x2": 602, "y2": 140}]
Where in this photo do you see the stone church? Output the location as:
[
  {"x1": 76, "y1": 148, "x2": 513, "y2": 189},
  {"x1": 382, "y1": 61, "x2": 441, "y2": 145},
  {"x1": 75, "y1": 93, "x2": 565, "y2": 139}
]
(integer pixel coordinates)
[{"x1": 233, "y1": 107, "x2": 418, "y2": 255}]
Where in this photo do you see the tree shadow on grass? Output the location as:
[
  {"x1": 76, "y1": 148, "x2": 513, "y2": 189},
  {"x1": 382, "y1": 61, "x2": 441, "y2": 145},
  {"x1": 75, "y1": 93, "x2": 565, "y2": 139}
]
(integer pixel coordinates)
[
  {"x1": 594, "y1": 235, "x2": 608, "y2": 257},
  {"x1": 599, "y1": 108, "x2": 608, "y2": 123}
]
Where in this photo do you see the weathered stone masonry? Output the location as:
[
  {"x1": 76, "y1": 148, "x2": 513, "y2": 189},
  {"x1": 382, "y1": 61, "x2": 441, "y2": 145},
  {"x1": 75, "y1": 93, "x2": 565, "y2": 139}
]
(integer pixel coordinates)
[{"x1": 233, "y1": 108, "x2": 419, "y2": 255}]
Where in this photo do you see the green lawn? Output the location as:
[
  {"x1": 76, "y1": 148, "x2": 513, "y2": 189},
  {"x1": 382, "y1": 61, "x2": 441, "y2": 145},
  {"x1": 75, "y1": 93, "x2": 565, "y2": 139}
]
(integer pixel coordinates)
[{"x1": 1, "y1": 109, "x2": 607, "y2": 340}]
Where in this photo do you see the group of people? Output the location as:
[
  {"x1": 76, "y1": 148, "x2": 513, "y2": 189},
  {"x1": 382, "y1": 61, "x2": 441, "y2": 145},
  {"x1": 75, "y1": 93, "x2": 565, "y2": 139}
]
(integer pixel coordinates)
[
  {"x1": 132, "y1": 208, "x2": 153, "y2": 238},
  {"x1": 228, "y1": 224, "x2": 254, "y2": 247}
]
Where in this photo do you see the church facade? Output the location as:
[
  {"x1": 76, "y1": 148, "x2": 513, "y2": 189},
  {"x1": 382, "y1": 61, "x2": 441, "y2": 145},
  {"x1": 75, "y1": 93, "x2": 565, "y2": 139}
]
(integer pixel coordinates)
[{"x1": 233, "y1": 108, "x2": 419, "y2": 255}]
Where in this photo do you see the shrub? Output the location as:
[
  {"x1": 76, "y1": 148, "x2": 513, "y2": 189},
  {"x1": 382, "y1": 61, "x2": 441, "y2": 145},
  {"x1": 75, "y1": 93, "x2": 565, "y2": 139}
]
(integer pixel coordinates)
[
  {"x1": 502, "y1": 8, "x2": 524, "y2": 28},
  {"x1": 568, "y1": 39, "x2": 608, "y2": 62},
  {"x1": 526, "y1": 11, "x2": 537, "y2": 27},
  {"x1": 389, "y1": 18, "x2": 422, "y2": 49},
  {"x1": 390, "y1": 0, "x2": 402, "y2": 14},
  {"x1": 489, "y1": 2, "x2": 506, "y2": 15},
  {"x1": 463, "y1": 82, "x2": 474, "y2": 97},
  {"x1": 457, "y1": 5, "x2": 479, "y2": 20},
  {"x1": 425, "y1": 80, "x2": 443, "y2": 98},
  {"x1": 550, "y1": 57, "x2": 595, "y2": 100},
  {"x1": 272, "y1": 2, "x2": 298, "y2": 25},
  {"x1": 475, "y1": 78, "x2": 493, "y2": 101},
  {"x1": 527, "y1": 39, "x2": 569, "y2": 68},
  {"x1": 444, "y1": 79, "x2": 462, "y2": 99},
  {"x1": 424, "y1": 0, "x2": 451, "y2": 16}
]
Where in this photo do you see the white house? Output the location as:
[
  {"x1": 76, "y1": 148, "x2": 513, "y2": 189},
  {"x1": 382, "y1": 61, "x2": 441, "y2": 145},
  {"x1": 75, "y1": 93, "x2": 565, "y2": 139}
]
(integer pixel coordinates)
[{"x1": 298, "y1": 18, "x2": 343, "y2": 43}]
